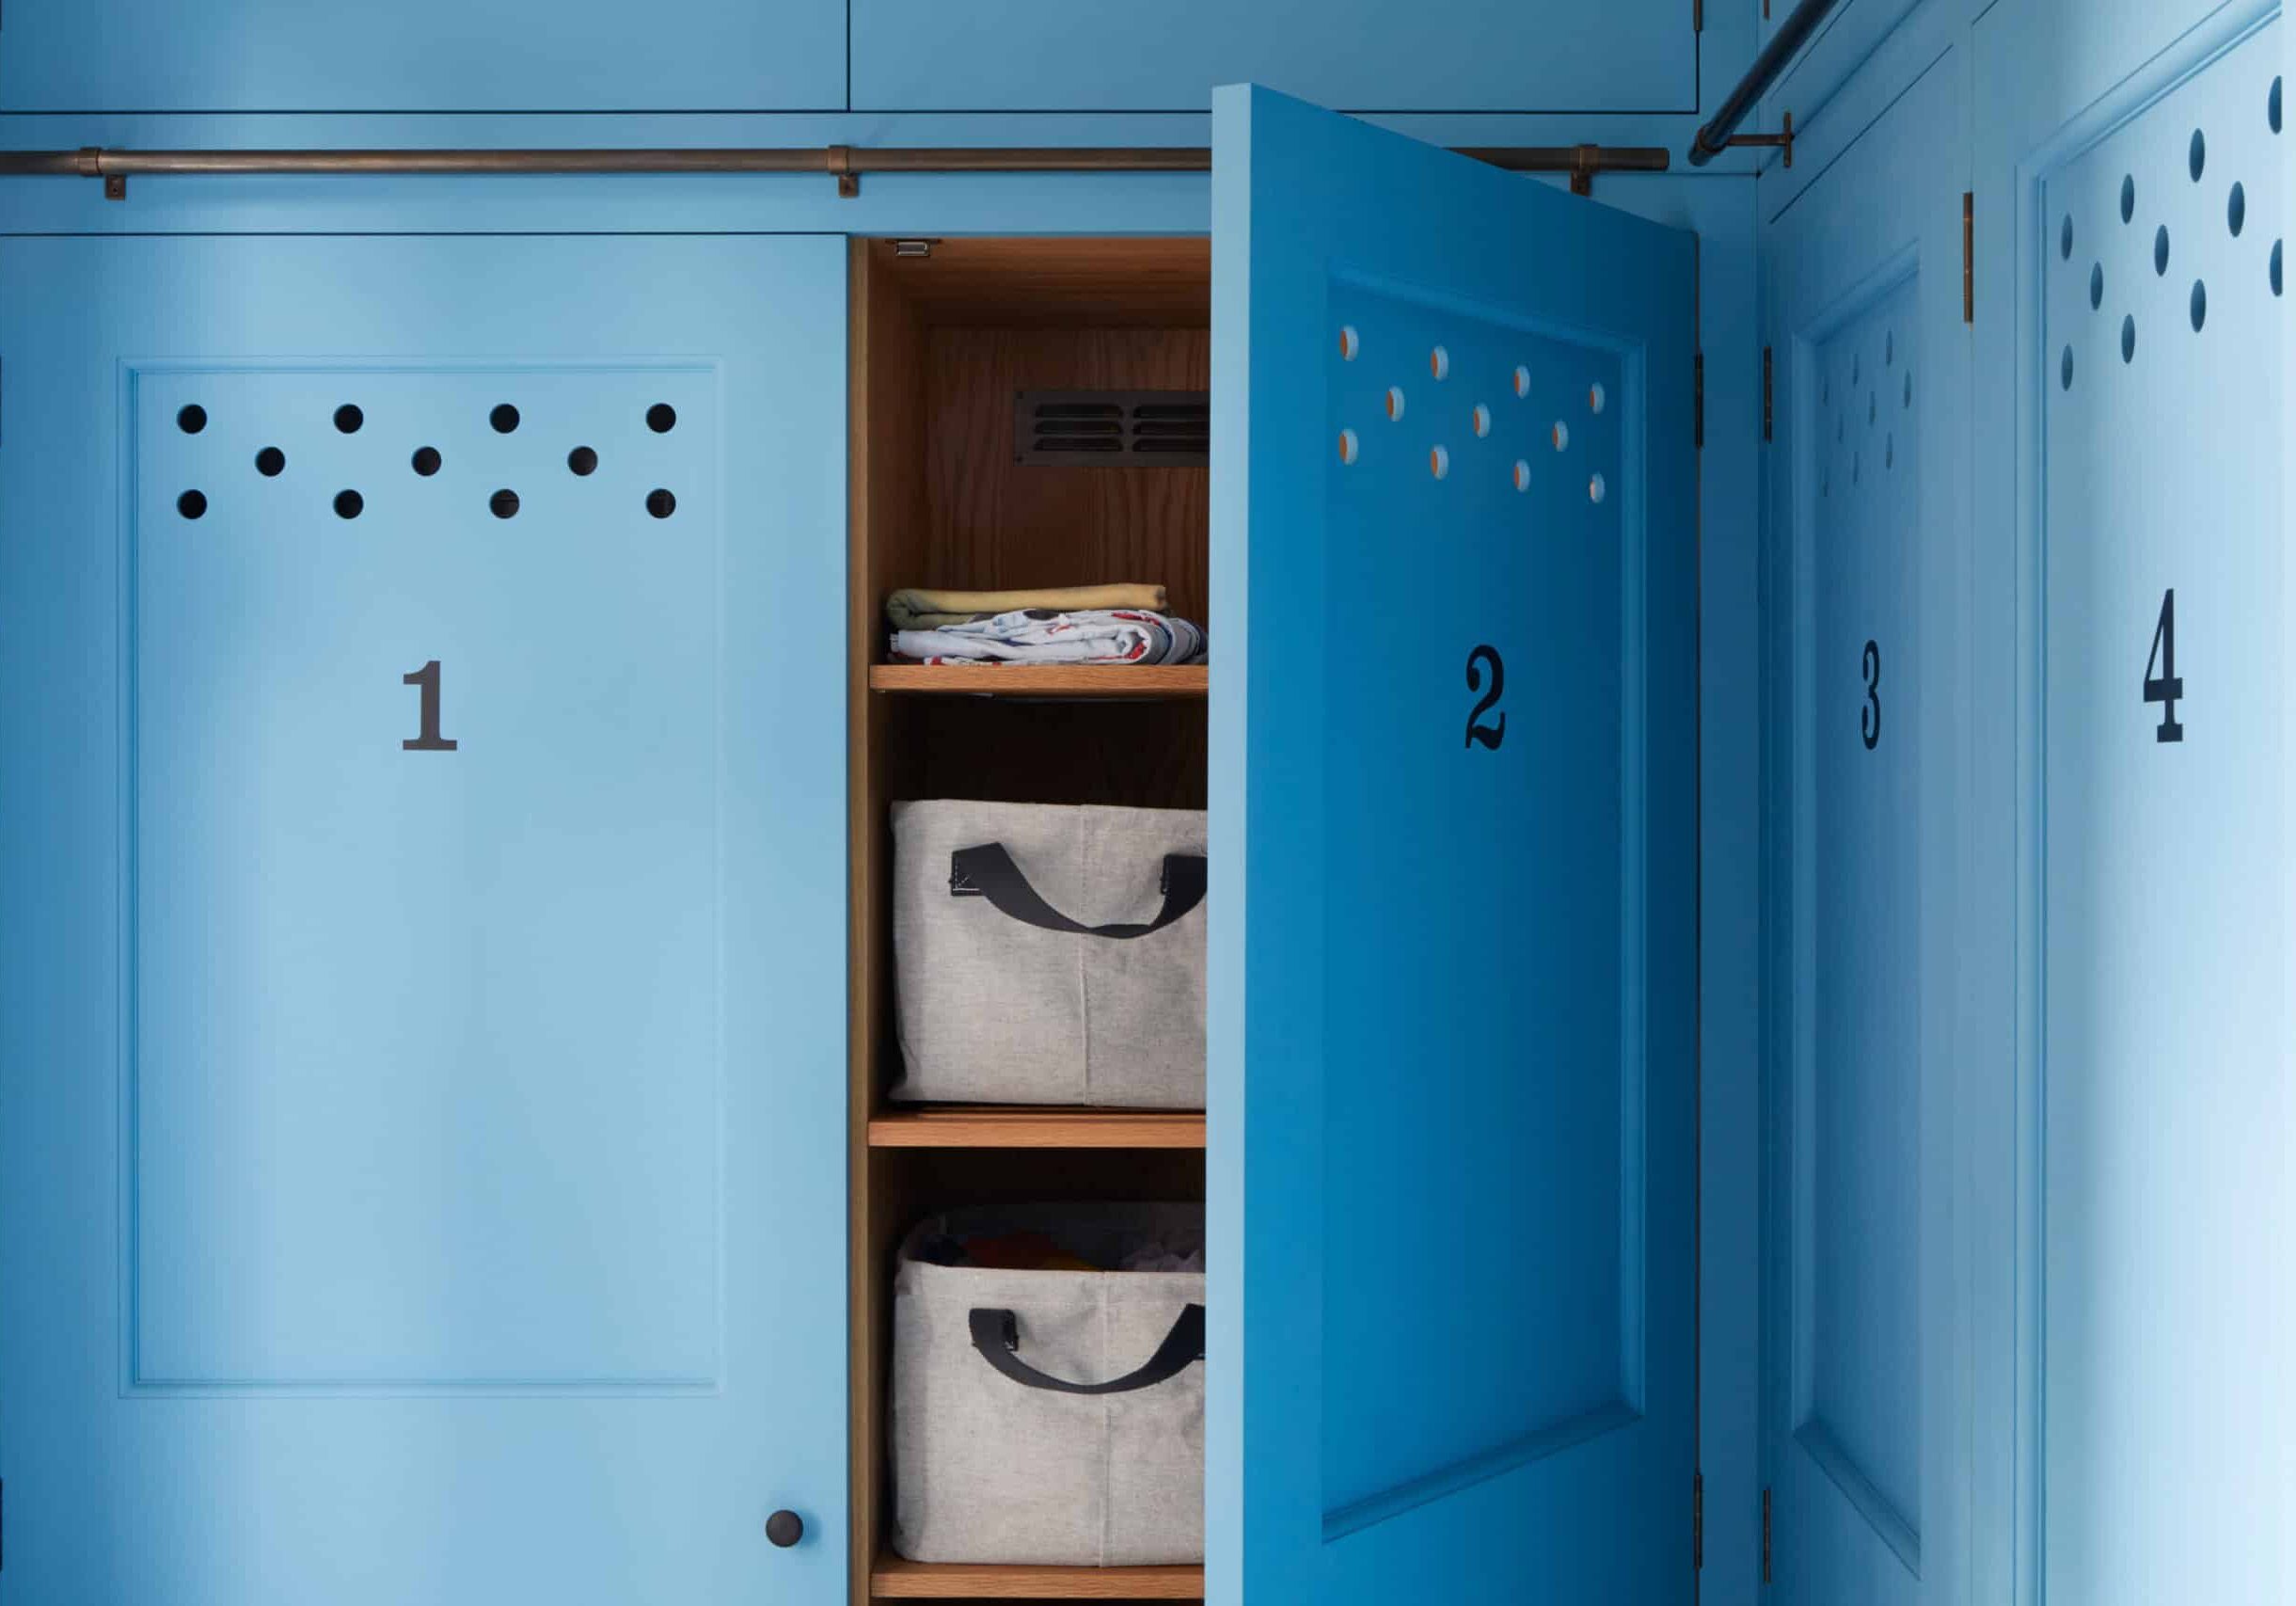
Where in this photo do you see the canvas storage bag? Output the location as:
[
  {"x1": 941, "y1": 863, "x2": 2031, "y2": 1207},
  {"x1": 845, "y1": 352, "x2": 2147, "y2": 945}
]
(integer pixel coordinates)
[
  {"x1": 890, "y1": 1203, "x2": 1205, "y2": 1566},
  {"x1": 890, "y1": 800, "x2": 1206, "y2": 1107}
]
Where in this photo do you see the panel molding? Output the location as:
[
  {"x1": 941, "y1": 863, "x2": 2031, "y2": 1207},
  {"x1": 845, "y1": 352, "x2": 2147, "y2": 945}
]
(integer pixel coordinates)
[{"x1": 114, "y1": 357, "x2": 729, "y2": 1397}]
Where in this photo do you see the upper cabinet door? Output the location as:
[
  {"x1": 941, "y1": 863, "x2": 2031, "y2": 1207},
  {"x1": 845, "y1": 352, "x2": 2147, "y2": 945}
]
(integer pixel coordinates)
[
  {"x1": 1207, "y1": 86, "x2": 1697, "y2": 1606},
  {"x1": 849, "y1": 0, "x2": 1694, "y2": 111},
  {"x1": 0, "y1": 235, "x2": 848, "y2": 1603},
  {"x1": 0, "y1": 0, "x2": 843, "y2": 111}
]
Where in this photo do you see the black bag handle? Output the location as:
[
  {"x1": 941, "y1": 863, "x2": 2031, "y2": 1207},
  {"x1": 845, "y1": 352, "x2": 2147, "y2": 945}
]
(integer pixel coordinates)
[
  {"x1": 967, "y1": 1303, "x2": 1205, "y2": 1396},
  {"x1": 949, "y1": 843, "x2": 1205, "y2": 940}
]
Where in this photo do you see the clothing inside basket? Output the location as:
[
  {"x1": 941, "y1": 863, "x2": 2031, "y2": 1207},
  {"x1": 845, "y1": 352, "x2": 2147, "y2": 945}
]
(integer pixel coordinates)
[{"x1": 907, "y1": 1203, "x2": 1204, "y2": 1275}]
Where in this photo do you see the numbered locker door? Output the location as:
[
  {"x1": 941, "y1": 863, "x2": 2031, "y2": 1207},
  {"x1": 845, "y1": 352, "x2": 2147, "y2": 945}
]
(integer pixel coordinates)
[
  {"x1": 1208, "y1": 86, "x2": 1696, "y2": 1606},
  {"x1": 0, "y1": 235, "x2": 848, "y2": 1605},
  {"x1": 1760, "y1": 37, "x2": 1969, "y2": 1606},
  {"x1": 1972, "y1": 4, "x2": 2292, "y2": 1604}
]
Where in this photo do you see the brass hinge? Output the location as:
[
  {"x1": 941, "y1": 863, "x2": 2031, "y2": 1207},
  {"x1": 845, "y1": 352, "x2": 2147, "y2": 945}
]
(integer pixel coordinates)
[
  {"x1": 1761, "y1": 346, "x2": 1774, "y2": 442},
  {"x1": 1693, "y1": 0, "x2": 1703, "y2": 31},
  {"x1": 1963, "y1": 191, "x2": 1974, "y2": 323},
  {"x1": 1693, "y1": 1471, "x2": 1704, "y2": 1567},
  {"x1": 1693, "y1": 353, "x2": 1705, "y2": 448},
  {"x1": 1761, "y1": 1486, "x2": 1773, "y2": 1584}
]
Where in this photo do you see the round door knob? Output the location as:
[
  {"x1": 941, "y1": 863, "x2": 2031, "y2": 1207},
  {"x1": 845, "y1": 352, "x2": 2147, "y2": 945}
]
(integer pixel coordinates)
[{"x1": 765, "y1": 1509, "x2": 804, "y2": 1549}]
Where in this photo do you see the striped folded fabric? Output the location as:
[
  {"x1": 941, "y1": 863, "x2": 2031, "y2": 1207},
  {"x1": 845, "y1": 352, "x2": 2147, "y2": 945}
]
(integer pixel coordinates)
[{"x1": 890, "y1": 608, "x2": 1206, "y2": 666}]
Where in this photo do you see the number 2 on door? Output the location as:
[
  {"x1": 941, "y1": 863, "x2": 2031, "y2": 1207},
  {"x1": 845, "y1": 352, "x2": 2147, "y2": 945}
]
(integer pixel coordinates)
[{"x1": 1464, "y1": 644, "x2": 1506, "y2": 750}]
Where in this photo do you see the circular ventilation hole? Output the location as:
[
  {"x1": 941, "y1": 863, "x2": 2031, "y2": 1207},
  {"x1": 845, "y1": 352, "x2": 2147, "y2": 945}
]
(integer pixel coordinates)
[
  {"x1": 1903, "y1": 373, "x2": 1912, "y2": 407},
  {"x1": 1587, "y1": 472, "x2": 1606, "y2": 504},
  {"x1": 1338, "y1": 326, "x2": 1360, "y2": 360},
  {"x1": 2272, "y1": 239, "x2": 2285, "y2": 296},
  {"x1": 2274, "y1": 75, "x2": 2285, "y2": 135},
  {"x1": 1429, "y1": 445, "x2": 1449, "y2": 479},
  {"x1": 1869, "y1": 392, "x2": 1876, "y2": 426},
  {"x1": 1550, "y1": 421, "x2": 1570, "y2": 452},
  {"x1": 2190, "y1": 278, "x2": 2208, "y2": 331},
  {"x1": 2061, "y1": 345, "x2": 2075, "y2": 390},
  {"x1": 1588, "y1": 382, "x2": 1607, "y2": 414},
  {"x1": 1854, "y1": 453, "x2": 1861, "y2": 485},
  {"x1": 2060, "y1": 213, "x2": 2074, "y2": 259},
  {"x1": 1836, "y1": 415, "x2": 1844, "y2": 443},
  {"x1": 490, "y1": 404, "x2": 520, "y2": 435},
  {"x1": 1824, "y1": 376, "x2": 1831, "y2": 403},
  {"x1": 2121, "y1": 174, "x2": 2136, "y2": 223},
  {"x1": 1852, "y1": 354, "x2": 1861, "y2": 384},
  {"x1": 490, "y1": 488, "x2": 520, "y2": 519},
  {"x1": 646, "y1": 487, "x2": 677, "y2": 519},
  {"x1": 1512, "y1": 460, "x2": 1531, "y2": 492},
  {"x1": 568, "y1": 445, "x2": 599, "y2": 476},
  {"x1": 2155, "y1": 224, "x2": 2171, "y2": 276},
  {"x1": 1430, "y1": 346, "x2": 1450, "y2": 380},
  {"x1": 1886, "y1": 436, "x2": 1894, "y2": 470},
  {"x1": 2228, "y1": 181, "x2": 2246, "y2": 237},
  {"x1": 2090, "y1": 262, "x2": 2104, "y2": 310},
  {"x1": 1385, "y1": 387, "x2": 1406, "y2": 421},
  {"x1": 1512, "y1": 365, "x2": 1530, "y2": 398},
  {"x1": 334, "y1": 404, "x2": 363, "y2": 435},
  {"x1": 2190, "y1": 128, "x2": 2207, "y2": 181},
  {"x1": 255, "y1": 446, "x2": 287, "y2": 477},
  {"x1": 334, "y1": 489, "x2": 364, "y2": 519},
  {"x1": 1471, "y1": 404, "x2": 1491, "y2": 437},
  {"x1": 177, "y1": 489, "x2": 207, "y2": 519},
  {"x1": 2121, "y1": 314, "x2": 2136, "y2": 363},
  {"x1": 646, "y1": 403, "x2": 677, "y2": 434},
  {"x1": 177, "y1": 404, "x2": 207, "y2": 435},
  {"x1": 1886, "y1": 331, "x2": 1895, "y2": 365},
  {"x1": 1338, "y1": 428, "x2": 1359, "y2": 466},
  {"x1": 411, "y1": 446, "x2": 443, "y2": 477}
]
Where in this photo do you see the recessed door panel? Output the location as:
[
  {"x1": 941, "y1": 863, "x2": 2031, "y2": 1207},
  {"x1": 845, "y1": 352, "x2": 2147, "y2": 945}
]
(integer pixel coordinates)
[
  {"x1": 131, "y1": 365, "x2": 722, "y2": 1390},
  {"x1": 0, "y1": 236, "x2": 848, "y2": 1605},
  {"x1": 1761, "y1": 43, "x2": 1967, "y2": 1606}
]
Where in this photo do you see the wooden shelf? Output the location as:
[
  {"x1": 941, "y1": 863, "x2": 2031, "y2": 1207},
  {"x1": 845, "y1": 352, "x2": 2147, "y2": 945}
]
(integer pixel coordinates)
[
  {"x1": 868, "y1": 1106, "x2": 1206, "y2": 1149},
  {"x1": 871, "y1": 1554, "x2": 1205, "y2": 1599},
  {"x1": 869, "y1": 664, "x2": 1207, "y2": 700}
]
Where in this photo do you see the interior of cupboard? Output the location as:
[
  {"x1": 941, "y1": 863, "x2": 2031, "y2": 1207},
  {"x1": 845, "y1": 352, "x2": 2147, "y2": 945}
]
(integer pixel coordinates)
[{"x1": 847, "y1": 236, "x2": 1212, "y2": 1605}]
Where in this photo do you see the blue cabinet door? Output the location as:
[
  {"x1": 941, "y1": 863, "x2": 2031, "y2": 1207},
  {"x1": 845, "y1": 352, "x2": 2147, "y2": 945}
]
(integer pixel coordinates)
[
  {"x1": 0, "y1": 235, "x2": 848, "y2": 1604},
  {"x1": 1759, "y1": 32, "x2": 1969, "y2": 1606},
  {"x1": 850, "y1": 0, "x2": 1693, "y2": 112},
  {"x1": 1971, "y1": 3, "x2": 2293, "y2": 1604},
  {"x1": 0, "y1": 0, "x2": 843, "y2": 110},
  {"x1": 1207, "y1": 85, "x2": 1697, "y2": 1606}
]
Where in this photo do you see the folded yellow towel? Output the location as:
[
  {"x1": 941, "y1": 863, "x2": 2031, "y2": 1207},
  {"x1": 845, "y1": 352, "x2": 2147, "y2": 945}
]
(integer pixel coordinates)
[{"x1": 885, "y1": 583, "x2": 1166, "y2": 631}]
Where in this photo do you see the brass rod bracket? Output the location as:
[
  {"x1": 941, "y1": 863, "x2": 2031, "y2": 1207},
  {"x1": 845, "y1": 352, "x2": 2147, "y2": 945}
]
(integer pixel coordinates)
[
  {"x1": 1724, "y1": 109, "x2": 1794, "y2": 169},
  {"x1": 78, "y1": 146, "x2": 126, "y2": 199},
  {"x1": 1569, "y1": 144, "x2": 1599, "y2": 197},
  {"x1": 826, "y1": 145, "x2": 859, "y2": 198}
]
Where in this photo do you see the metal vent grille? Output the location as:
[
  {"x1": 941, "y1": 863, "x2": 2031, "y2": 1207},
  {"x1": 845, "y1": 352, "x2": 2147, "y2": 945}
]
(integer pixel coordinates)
[{"x1": 1014, "y1": 389, "x2": 1211, "y2": 466}]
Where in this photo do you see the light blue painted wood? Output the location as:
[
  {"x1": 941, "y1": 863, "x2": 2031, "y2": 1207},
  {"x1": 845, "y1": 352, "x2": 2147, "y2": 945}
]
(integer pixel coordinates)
[
  {"x1": 1971, "y1": 3, "x2": 2293, "y2": 1605},
  {"x1": 0, "y1": 0, "x2": 844, "y2": 111},
  {"x1": 851, "y1": 0, "x2": 1695, "y2": 112},
  {"x1": 1209, "y1": 83, "x2": 1696, "y2": 1606},
  {"x1": 1759, "y1": 32, "x2": 1970, "y2": 1606},
  {"x1": 0, "y1": 235, "x2": 848, "y2": 1603}
]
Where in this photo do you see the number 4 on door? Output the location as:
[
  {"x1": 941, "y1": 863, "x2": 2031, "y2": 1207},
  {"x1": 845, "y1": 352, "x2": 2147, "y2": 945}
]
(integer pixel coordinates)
[{"x1": 2143, "y1": 589, "x2": 2183, "y2": 743}]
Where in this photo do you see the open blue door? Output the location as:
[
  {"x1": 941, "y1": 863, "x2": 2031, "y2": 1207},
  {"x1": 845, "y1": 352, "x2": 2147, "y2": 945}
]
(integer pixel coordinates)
[
  {"x1": 0, "y1": 236, "x2": 848, "y2": 1604},
  {"x1": 1207, "y1": 86, "x2": 1698, "y2": 1605}
]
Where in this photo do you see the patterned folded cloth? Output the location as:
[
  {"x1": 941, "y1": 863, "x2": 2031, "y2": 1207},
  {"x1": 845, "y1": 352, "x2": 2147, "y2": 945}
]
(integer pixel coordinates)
[
  {"x1": 885, "y1": 583, "x2": 1166, "y2": 632},
  {"x1": 891, "y1": 608, "x2": 1206, "y2": 666}
]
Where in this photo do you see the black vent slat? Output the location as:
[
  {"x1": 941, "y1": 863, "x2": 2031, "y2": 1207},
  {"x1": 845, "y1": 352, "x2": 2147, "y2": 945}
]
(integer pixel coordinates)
[{"x1": 1015, "y1": 388, "x2": 1211, "y2": 467}]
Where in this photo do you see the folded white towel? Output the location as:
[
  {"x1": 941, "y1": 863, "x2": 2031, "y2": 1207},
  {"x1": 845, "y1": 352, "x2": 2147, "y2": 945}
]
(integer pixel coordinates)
[{"x1": 891, "y1": 608, "x2": 1206, "y2": 666}]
